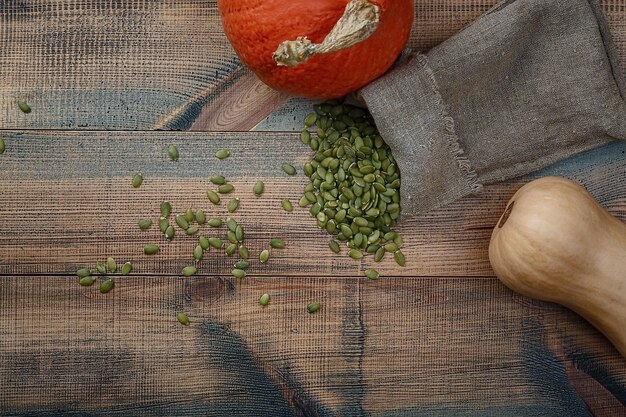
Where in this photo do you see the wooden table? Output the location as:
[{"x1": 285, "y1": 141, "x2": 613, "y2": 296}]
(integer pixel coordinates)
[{"x1": 1, "y1": 1, "x2": 625, "y2": 415}]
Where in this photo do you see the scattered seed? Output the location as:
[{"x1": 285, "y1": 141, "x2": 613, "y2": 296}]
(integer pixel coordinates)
[
  {"x1": 122, "y1": 262, "x2": 133, "y2": 275},
  {"x1": 76, "y1": 268, "x2": 91, "y2": 278},
  {"x1": 210, "y1": 175, "x2": 226, "y2": 185},
  {"x1": 225, "y1": 243, "x2": 237, "y2": 256},
  {"x1": 185, "y1": 226, "x2": 199, "y2": 235},
  {"x1": 0, "y1": 139, "x2": 5, "y2": 154},
  {"x1": 218, "y1": 184, "x2": 234, "y2": 194},
  {"x1": 215, "y1": 148, "x2": 230, "y2": 159},
  {"x1": 374, "y1": 246, "x2": 386, "y2": 262},
  {"x1": 160, "y1": 201, "x2": 172, "y2": 218},
  {"x1": 226, "y1": 217, "x2": 237, "y2": 232},
  {"x1": 144, "y1": 244, "x2": 159, "y2": 255},
  {"x1": 138, "y1": 218, "x2": 152, "y2": 230},
  {"x1": 208, "y1": 237, "x2": 223, "y2": 249},
  {"x1": 259, "y1": 293, "x2": 271, "y2": 307},
  {"x1": 18, "y1": 100, "x2": 31, "y2": 113},
  {"x1": 300, "y1": 130, "x2": 311, "y2": 144},
  {"x1": 364, "y1": 268, "x2": 379, "y2": 280},
  {"x1": 348, "y1": 249, "x2": 363, "y2": 260},
  {"x1": 175, "y1": 215, "x2": 189, "y2": 230},
  {"x1": 394, "y1": 250, "x2": 406, "y2": 267},
  {"x1": 177, "y1": 312, "x2": 190, "y2": 325},
  {"x1": 235, "y1": 225, "x2": 244, "y2": 242},
  {"x1": 227, "y1": 198, "x2": 240, "y2": 213},
  {"x1": 384, "y1": 242, "x2": 399, "y2": 253},
  {"x1": 184, "y1": 209, "x2": 195, "y2": 223},
  {"x1": 79, "y1": 276, "x2": 96, "y2": 286},
  {"x1": 165, "y1": 225, "x2": 175, "y2": 240},
  {"x1": 328, "y1": 240, "x2": 341, "y2": 254},
  {"x1": 207, "y1": 190, "x2": 221, "y2": 204},
  {"x1": 207, "y1": 218, "x2": 222, "y2": 227},
  {"x1": 239, "y1": 245, "x2": 249, "y2": 259},
  {"x1": 194, "y1": 245, "x2": 203, "y2": 261},
  {"x1": 281, "y1": 199, "x2": 293, "y2": 212},
  {"x1": 269, "y1": 238, "x2": 285, "y2": 249},
  {"x1": 106, "y1": 257, "x2": 117, "y2": 273},
  {"x1": 227, "y1": 230, "x2": 238, "y2": 244},
  {"x1": 199, "y1": 236, "x2": 210, "y2": 250},
  {"x1": 132, "y1": 173, "x2": 143, "y2": 188},
  {"x1": 182, "y1": 266, "x2": 197, "y2": 277},
  {"x1": 167, "y1": 144, "x2": 179, "y2": 161},
  {"x1": 231, "y1": 268, "x2": 246, "y2": 278},
  {"x1": 282, "y1": 163, "x2": 297, "y2": 175},
  {"x1": 253, "y1": 181, "x2": 265, "y2": 196},
  {"x1": 304, "y1": 113, "x2": 317, "y2": 127},
  {"x1": 195, "y1": 210, "x2": 206, "y2": 225},
  {"x1": 99, "y1": 279, "x2": 114, "y2": 293},
  {"x1": 159, "y1": 218, "x2": 170, "y2": 234},
  {"x1": 298, "y1": 195, "x2": 310, "y2": 207},
  {"x1": 96, "y1": 261, "x2": 106, "y2": 274},
  {"x1": 259, "y1": 249, "x2": 270, "y2": 263},
  {"x1": 307, "y1": 302, "x2": 321, "y2": 314},
  {"x1": 235, "y1": 260, "x2": 250, "y2": 270}
]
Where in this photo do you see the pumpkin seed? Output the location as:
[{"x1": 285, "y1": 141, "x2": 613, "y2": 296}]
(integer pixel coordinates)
[
  {"x1": 300, "y1": 130, "x2": 311, "y2": 144},
  {"x1": 122, "y1": 262, "x2": 133, "y2": 275},
  {"x1": 177, "y1": 312, "x2": 190, "y2": 325},
  {"x1": 182, "y1": 266, "x2": 197, "y2": 277},
  {"x1": 227, "y1": 198, "x2": 240, "y2": 213},
  {"x1": 235, "y1": 225, "x2": 244, "y2": 242},
  {"x1": 138, "y1": 218, "x2": 152, "y2": 230},
  {"x1": 329, "y1": 240, "x2": 341, "y2": 254},
  {"x1": 215, "y1": 148, "x2": 230, "y2": 159},
  {"x1": 235, "y1": 260, "x2": 249, "y2": 270},
  {"x1": 18, "y1": 100, "x2": 31, "y2": 113},
  {"x1": 106, "y1": 257, "x2": 117, "y2": 273},
  {"x1": 175, "y1": 215, "x2": 189, "y2": 230},
  {"x1": 224, "y1": 218, "x2": 236, "y2": 233},
  {"x1": 0, "y1": 139, "x2": 5, "y2": 154},
  {"x1": 194, "y1": 245, "x2": 203, "y2": 261},
  {"x1": 307, "y1": 302, "x2": 321, "y2": 314},
  {"x1": 207, "y1": 218, "x2": 222, "y2": 227},
  {"x1": 304, "y1": 113, "x2": 317, "y2": 127},
  {"x1": 269, "y1": 238, "x2": 285, "y2": 249},
  {"x1": 232, "y1": 268, "x2": 246, "y2": 278},
  {"x1": 394, "y1": 234, "x2": 404, "y2": 247},
  {"x1": 238, "y1": 245, "x2": 249, "y2": 259},
  {"x1": 207, "y1": 190, "x2": 221, "y2": 204},
  {"x1": 165, "y1": 225, "x2": 175, "y2": 240},
  {"x1": 259, "y1": 293, "x2": 271, "y2": 307},
  {"x1": 210, "y1": 175, "x2": 226, "y2": 185},
  {"x1": 185, "y1": 226, "x2": 199, "y2": 235},
  {"x1": 132, "y1": 173, "x2": 143, "y2": 188},
  {"x1": 160, "y1": 201, "x2": 172, "y2": 218},
  {"x1": 281, "y1": 199, "x2": 293, "y2": 212},
  {"x1": 79, "y1": 276, "x2": 96, "y2": 286},
  {"x1": 167, "y1": 144, "x2": 179, "y2": 161},
  {"x1": 76, "y1": 268, "x2": 91, "y2": 278},
  {"x1": 208, "y1": 237, "x2": 223, "y2": 249},
  {"x1": 364, "y1": 268, "x2": 379, "y2": 280},
  {"x1": 96, "y1": 261, "x2": 106, "y2": 274},
  {"x1": 100, "y1": 279, "x2": 114, "y2": 293},
  {"x1": 282, "y1": 163, "x2": 297, "y2": 175},
  {"x1": 259, "y1": 249, "x2": 270, "y2": 263},
  {"x1": 253, "y1": 181, "x2": 265, "y2": 196},
  {"x1": 384, "y1": 242, "x2": 399, "y2": 253},
  {"x1": 159, "y1": 218, "x2": 169, "y2": 234},
  {"x1": 184, "y1": 209, "x2": 194, "y2": 222},
  {"x1": 225, "y1": 243, "x2": 237, "y2": 256},
  {"x1": 298, "y1": 195, "x2": 310, "y2": 207},
  {"x1": 199, "y1": 236, "x2": 210, "y2": 250},
  {"x1": 195, "y1": 210, "x2": 206, "y2": 225},
  {"x1": 218, "y1": 184, "x2": 234, "y2": 194},
  {"x1": 394, "y1": 250, "x2": 406, "y2": 267},
  {"x1": 348, "y1": 249, "x2": 363, "y2": 260},
  {"x1": 144, "y1": 244, "x2": 159, "y2": 255}
]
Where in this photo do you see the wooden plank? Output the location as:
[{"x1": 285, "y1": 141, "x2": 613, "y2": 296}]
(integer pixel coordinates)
[
  {"x1": 0, "y1": 131, "x2": 625, "y2": 277},
  {"x1": 1, "y1": 0, "x2": 625, "y2": 131},
  {"x1": 0, "y1": 276, "x2": 624, "y2": 415}
]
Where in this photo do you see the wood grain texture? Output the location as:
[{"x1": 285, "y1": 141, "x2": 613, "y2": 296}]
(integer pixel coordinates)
[{"x1": 0, "y1": 276, "x2": 624, "y2": 416}]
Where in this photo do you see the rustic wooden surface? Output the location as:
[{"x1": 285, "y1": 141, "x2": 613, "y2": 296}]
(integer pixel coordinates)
[{"x1": 1, "y1": 0, "x2": 626, "y2": 416}]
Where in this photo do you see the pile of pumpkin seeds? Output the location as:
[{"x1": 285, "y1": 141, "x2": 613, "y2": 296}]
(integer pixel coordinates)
[{"x1": 298, "y1": 101, "x2": 405, "y2": 268}]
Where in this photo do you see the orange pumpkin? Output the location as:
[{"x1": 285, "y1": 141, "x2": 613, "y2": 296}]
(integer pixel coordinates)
[{"x1": 217, "y1": 0, "x2": 414, "y2": 99}]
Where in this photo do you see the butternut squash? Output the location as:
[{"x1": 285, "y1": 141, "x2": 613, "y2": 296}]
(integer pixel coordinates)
[{"x1": 489, "y1": 176, "x2": 626, "y2": 358}]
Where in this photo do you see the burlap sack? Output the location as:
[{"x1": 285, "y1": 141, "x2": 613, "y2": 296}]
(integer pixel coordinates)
[{"x1": 361, "y1": 0, "x2": 626, "y2": 215}]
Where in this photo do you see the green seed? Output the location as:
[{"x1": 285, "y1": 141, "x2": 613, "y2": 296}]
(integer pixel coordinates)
[
  {"x1": 184, "y1": 209, "x2": 195, "y2": 223},
  {"x1": 106, "y1": 257, "x2": 117, "y2": 273},
  {"x1": 282, "y1": 163, "x2": 297, "y2": 175},
  {"x1": 132, "y1": 173, "x2": 143, "y2": 188},
  {"x1": 384, "y1": 242, "x2": 399, "y2": 253},
  {"x1": 138, "y1": 218, "x2": 152, "y2": 230},
  {"x1": 329, "y1": 240, "x2": 341, "y2": 254},
  {"x1": 218, "y1": 184, "x2": 234, "y2": 194},
  {"x1": 215, "y1": 148, "x2": 230, "y2": 159},
  {"x1": 226, "y1": 217, "x2": 238, "y2": 232},
  {"x1": 259, "y1": 249, "x2": 270, "y2": 263},
  {"x1": 364, "y1": 268, "x2": 379, "y2": 280},
  {"x1": 235, "y1": 260, "x2": 250, "y2": 270},
  {"x1": 305, "y1": 191, "x2": 317, "y2": 203},
  {"x1": 144, "y1": 244, "x2": 159, "y2": 255},
  {"x1": 185, "y1": 226, "x2": 199, "y2": 235},
  {"x1": 235, "y1": 225, "x2": 244, "y2": 242},
  {"x1": 160, "y1": 201, "x2": 172, "y2": 218},
  {"x1": 354, "y1": 217, "x2": 368, "y2": 227},
  {"x1": 167, "y1": 144, "x2": 179, "y2": 161},
  {"x1": 211, "y1": 175, "x2": 227, "y2": 185},
  {"x1": 79, "y1": 276, "x2": 96, "y2": 286},
  {"x1": 239, "y1": 245, "x2": 249, "y2": 259},
  {"x1": 394, "y1": 234, "x2": 404, "y2": 247},
  {"x1": 270, "y1": 238, "x2": 285, "y2": 249},
  {"x1": 374, "y1": 246, "x2": 386, "y2": 262},
  {"x1": 18, "y1": 100, "x2": 31, "y2": 113},
  {"x1": 281, "y1": 199, "x2": 293, "y2": 212},
  {"x1": 199, "y1": 236, "x2": 210, "y2": 250},
  {"x1": 253, "y1": 181, "x2": 265, "y2": 196},
  {"x1": 76, "y1": 268, "x2": 91, "y2": 278},
  {"x1": 348, "y1": 249, "x2": 363, "y2": 260},
  {"x1": 227, "y1": 230, "x2": 238, "y2": 244},
  {"x1": 225, "y1": 243, "x2": 237, "y2": 256},
  {"x1": 165, "y1": 225, "x2": 175, "y2": 240},
  {"x1": 0, "y1": 139, "x2": 5, "y2": 154},
  {"x1": 182, "y1": 266, "x2": 197, "y2": 277},
  {"x1": 307, "y1": 302, "x2": 321, "y2": 314},
  {"x1": 259, "y1": 293, "x2": 271, "y2": 307},
  {"x1": 96, "y1": 261, "x2": 106, "y2": 274},
  {"x1": 232, "y1": 268, "x2": 246, "y2": 278},
  {"x1": 228, "y1": 198, "x2": 240, "y2": 213},
  {"x1": 208, "y1": 237, "x2": 223, "y2": 249},
  {"x1": 159, "y1": 218, "x2": 169, "y2": 233},
  {"x1": 175, "y1": 215, "x2": 189, "y2": 230},
  {"x1": 207, "y1": 218, "x2": 222, "y2": 227},
  {"x1": 304, "y1": 113, "x2": 317, "y2": 127},
  {"x1": 177, "y1": 312, "x2": 190, "y2": 325},
  {"x1": 299, "y1": 195, "x2": 310, "y2": 207},
  {"x1": 99, "y1": 279, "x2": 114, "y2": 293},
  {"x1": 394, "y1": 250, "x2": 406, "y2": 267},
  {"x1": 195, "y1": 210, "x2": 206, "y2": 225},
  {"x1": 122, "y1": 262, "x2": 133, "y2": 275},
  {"x1": 194, "y1": 245, "x2": 203, "y2": 261},
  {"x1": 300, "y1": 130, "x2": 311, "y2": 144},
  {"x1": 207, "y1": 190, "x2": 221, "y2": 204}
]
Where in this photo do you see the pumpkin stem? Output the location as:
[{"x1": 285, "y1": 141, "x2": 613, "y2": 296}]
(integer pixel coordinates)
[{"x1": 273, "y1": 0, "x2": 381, "y2": 67}]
